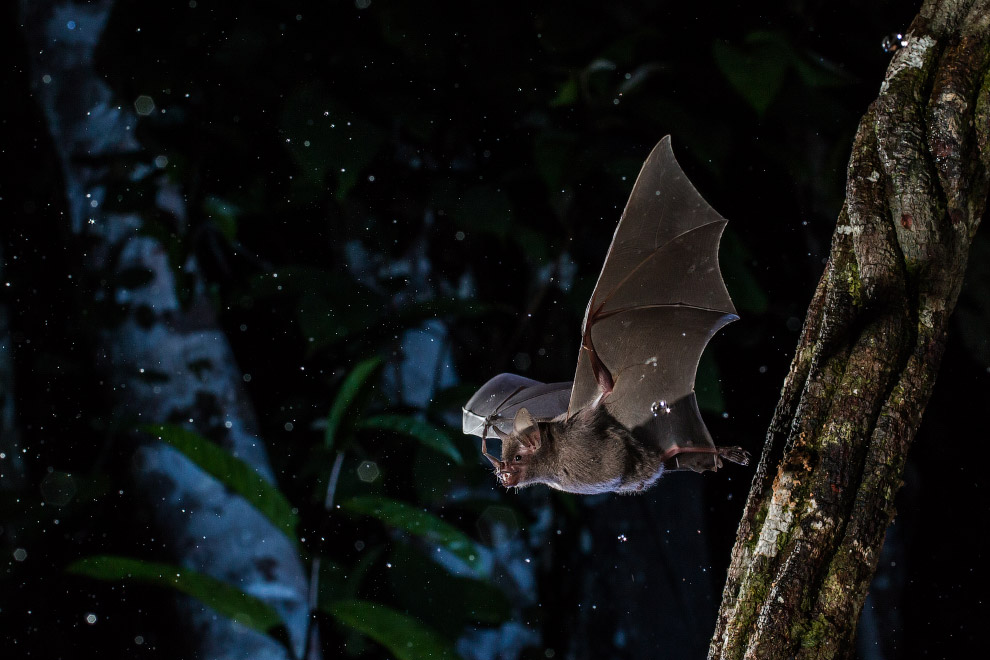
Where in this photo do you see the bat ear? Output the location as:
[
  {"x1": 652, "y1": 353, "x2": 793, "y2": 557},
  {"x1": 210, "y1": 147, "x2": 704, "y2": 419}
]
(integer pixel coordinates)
[
  {"x1": 513, "y1": 408, "x2": 542, "y2": 449},
  {"x1": 513, "y1": 408, "x2": 534, "y2": 434}
]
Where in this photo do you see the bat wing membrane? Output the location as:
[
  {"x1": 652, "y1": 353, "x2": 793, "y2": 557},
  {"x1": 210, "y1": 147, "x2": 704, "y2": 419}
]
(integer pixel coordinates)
[
  {"x1": 462, "y1": 373, "x2": 571, "y2": 439},
  {"x1": 567, "y1": 137, "x2": 738, "y2": 471}
]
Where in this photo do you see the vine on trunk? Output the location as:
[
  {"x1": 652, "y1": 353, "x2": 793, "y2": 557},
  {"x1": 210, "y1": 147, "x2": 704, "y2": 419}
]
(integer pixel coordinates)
[{"x1": 711, "y1": 2, "x2": 990, "y2": 658}]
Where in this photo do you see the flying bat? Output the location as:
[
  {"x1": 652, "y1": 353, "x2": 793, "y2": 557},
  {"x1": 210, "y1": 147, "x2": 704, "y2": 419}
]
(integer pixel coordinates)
[{"x1": 462, "y1": 137, "x2": 749, "y2": 494}]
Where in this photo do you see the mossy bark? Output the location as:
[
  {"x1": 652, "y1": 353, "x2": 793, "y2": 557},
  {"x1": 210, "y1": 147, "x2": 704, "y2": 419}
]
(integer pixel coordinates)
[{"x1": 710, "y1": 2, "x2": 990, "y2": 658}]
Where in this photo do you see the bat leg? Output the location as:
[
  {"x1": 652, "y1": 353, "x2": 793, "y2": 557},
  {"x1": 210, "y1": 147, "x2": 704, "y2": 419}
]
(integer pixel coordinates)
[
  {"x1": 660, "y1": 446, "x2": 714, "y2": 463},
  {"x1": 480, "y1": 423, "x2": 507, "y2": 474},
  {"x1": 659, "y1": 445, "x2": 750, "y2": 469},
  {"x1": 480, "y1": 434, "x2": 499, "y2": 467}
]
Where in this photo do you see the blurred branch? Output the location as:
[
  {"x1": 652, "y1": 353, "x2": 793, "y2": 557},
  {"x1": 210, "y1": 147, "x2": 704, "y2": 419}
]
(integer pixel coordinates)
[{"x1": 711, "y1": 1, "x2": 990, "y2": 658}]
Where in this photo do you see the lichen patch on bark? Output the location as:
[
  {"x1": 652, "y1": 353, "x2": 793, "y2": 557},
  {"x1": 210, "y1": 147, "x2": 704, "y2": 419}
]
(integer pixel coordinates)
[
  {"x1": 753, "y1": 472, "x2": 798, "y2": 559},
  {"x1": 880, "y1": 34, "x2": 936, "y2": 95}
]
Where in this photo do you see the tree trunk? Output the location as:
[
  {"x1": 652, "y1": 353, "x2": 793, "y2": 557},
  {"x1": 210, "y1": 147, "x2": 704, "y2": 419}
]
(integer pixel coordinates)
[
  {"x1": 20, "y1": 3, "x2": 315, "y2": 658},
  {"x1": 710, "y1": 2, "x2": 990, "y2": 658}
]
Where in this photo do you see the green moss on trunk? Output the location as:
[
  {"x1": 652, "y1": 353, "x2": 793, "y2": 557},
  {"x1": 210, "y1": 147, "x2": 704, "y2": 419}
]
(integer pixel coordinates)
[{"x1": 709, "y1": 2, "x2": 990, "y2": 658}]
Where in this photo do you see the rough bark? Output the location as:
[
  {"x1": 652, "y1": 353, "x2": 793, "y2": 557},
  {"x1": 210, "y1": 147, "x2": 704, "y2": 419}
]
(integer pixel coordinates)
[
  {"x1": 710, "y1": 2, "x2": 990, "y2": 659},
  {"x1": 20, "y1": 3, "x2": 315, "y2": 658}
]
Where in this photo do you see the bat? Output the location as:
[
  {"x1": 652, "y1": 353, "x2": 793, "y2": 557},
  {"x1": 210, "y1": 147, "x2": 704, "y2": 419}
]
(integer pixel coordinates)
[{"x1": 462, "y1": 137, "x2": 749, "y2": 494}]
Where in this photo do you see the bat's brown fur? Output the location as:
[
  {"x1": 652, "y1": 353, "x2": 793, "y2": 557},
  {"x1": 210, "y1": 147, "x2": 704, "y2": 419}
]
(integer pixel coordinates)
[{"x1": 499, "y1": 406, "x2": 665, "y2": 494}]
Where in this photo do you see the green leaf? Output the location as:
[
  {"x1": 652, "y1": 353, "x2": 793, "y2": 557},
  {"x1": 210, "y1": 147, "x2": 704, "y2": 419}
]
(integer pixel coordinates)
[
  {"x1": 142, "y1": 424, "x2": 299, "y2": 540},
  {"x1": 695, "y1": 351, "x2": 726, "y2": 414},
  {"x1": 791, "y1": 55, "x2": 851, "y2": 89},
  {"x1": 713, "y1": 33, "x2": 790, "y2": 115},
  {"x1": 451, "y1": 186, "x2": 512, "y2": 239},
  {"x1": 412, "y1": 444, "x2": 461, "y2": 505},
  {"x1": 203, "y1": 196, "x2": 240, "y2": 240},
  {"x1": 329, "y1": 599, "x2": 461, "y2": 660},
  {"x1": 720, "y1": 228, "x2": 769, "y2": 314},
  {"x1": 513, "y1": 225, "x2": 551, "y2": 264},
  {"x1": 304, "y1": 296, "x2": 501, "y2": 355},
  {"x1": 387, "y1": 544, "x2": 511, "y2": 628},
  {"x1": 315, "y1": 547, "x2": 374, "y2": 612},
  {"x1": 341, "y1": 496, "x2": 485, "y2": 574},
  {"x1": 550, "y1": 78, "x2": 578, "y2": 107},
  {"x1": 533, "y1": 132, "x2": 581, "y2": 191},
  {"x1": 281, "y1": 84, "x2": 386, "y2": 200},
  {"x1": 325, "y1": 357, "x2": 383, "y2": 451},
  {"x1": 68, "y1": 555, "x2": 285, "y2": 637},
  {"x1": 358, "y1": 414, "x2": 463, "y2": 464},
  {"x1": 296, "y1": 289, "x2": 381, "y2": 351},
  {"x1": 316, "y1": 545, "x2": 385, "y2": 616}
]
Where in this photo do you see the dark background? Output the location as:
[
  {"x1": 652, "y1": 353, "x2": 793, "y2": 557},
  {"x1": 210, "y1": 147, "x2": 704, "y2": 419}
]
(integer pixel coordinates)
[{"x1": 1, "y1": 1, "x2": 987, "y2": 659}]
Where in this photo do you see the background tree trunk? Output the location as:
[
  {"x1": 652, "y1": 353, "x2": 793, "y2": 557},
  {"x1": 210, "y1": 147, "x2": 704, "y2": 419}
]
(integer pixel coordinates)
[
  {"x1": 710, "y1": 1, "x2": 990, "y2": 658},
  {"x1": 20, "y1": 3, "x2": 315, "y2": 658}
]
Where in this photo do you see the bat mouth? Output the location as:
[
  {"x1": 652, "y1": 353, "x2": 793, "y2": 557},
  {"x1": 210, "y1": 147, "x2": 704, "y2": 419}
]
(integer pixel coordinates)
[
  {"x1": 498, "y1": 466, "x2": 521, "y2": 488},
  {"x1": 500, "y1": 473, "x2": 520, "y2": 488}
]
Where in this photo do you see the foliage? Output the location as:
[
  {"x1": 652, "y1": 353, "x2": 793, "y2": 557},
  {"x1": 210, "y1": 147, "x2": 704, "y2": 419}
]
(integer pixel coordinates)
[
  {"x1": 72, "y1": 361, "x2": 481, "y2": 659},
  {"x1": 357, "y1": 415, "x2": 463, "y2": 464},
  {"x1": 324, "y1": 356, "x2": 384, "y2": 451},
  {"x1": 341, "y1": 496, "x2": 484, "y2": 574},
  {"x1": 329, "y1": 600, "x2": 459, "y2": 660},
  {"x1": 68, "y1": 555, "x2": 287, "y2": 639},
  {"x1": 4, "y1": 1, "x2": 984, "y2": 659},
  {"x1": 143, "y1": 423, "x2": 300, "y2": 540}
]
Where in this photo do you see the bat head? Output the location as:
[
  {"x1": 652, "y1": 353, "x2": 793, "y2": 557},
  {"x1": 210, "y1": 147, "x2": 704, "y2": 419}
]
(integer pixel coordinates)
[{"x1": 497, "y1": 408, "x2": 543, "y2": 488}]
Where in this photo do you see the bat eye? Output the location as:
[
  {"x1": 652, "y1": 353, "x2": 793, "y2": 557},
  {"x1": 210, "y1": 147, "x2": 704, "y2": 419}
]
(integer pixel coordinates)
[{"x1": 514, "y1": 454, "x2": 522, "y2": 462}]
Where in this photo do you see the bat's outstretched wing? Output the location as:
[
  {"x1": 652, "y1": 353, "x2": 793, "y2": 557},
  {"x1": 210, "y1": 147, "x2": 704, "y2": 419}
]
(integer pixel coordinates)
[
  {"x1": 568, "y1": 136, "x2": 738, "y2": 472},
  {"x1": 463, "y1": 373, "x2": 571, "y2": 439}
]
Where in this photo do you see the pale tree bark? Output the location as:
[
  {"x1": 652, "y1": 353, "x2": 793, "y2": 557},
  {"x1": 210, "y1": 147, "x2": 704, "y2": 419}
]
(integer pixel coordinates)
[
  {"x1": 710, "y1": 1, "x2": 990, "y2": 659},
  {"x1": 20, "y1": 3, "x2": 315, "y2": 658}
]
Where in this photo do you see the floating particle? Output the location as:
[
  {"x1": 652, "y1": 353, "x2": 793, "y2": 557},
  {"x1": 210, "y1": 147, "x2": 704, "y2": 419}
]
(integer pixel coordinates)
[
  {"x1": 356, "y1": 460, "x2": 380, "y2": 483},
  {"x1": 882, "y1": 33, "x2": 908, "y2": 53},
  {"x1": 134, "y1": 95, "x2": 155, "y2": 116}
]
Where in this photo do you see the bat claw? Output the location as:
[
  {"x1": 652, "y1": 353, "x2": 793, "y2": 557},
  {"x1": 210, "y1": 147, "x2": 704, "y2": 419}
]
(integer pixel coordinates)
[{"x1": 717, "y1": 446, "x2": 750, "y2": 466}]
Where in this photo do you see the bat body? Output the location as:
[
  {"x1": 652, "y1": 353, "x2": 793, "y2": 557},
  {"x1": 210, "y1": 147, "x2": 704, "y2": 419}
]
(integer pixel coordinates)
[
  {"x1": 462, "y1": 137, "x2": 749, "y2": 494},
  {"x1": 497, "y1": 406, "x2": 662, "y2": 494}
]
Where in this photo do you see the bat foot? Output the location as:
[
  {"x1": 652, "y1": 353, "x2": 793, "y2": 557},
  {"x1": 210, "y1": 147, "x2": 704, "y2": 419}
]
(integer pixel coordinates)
[{"x1": 717, "y1": 446, "x2": 750, "y2": 466}]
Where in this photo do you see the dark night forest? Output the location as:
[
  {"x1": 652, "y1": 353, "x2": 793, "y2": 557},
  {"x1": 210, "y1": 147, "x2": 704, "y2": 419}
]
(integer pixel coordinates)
[{"x1": 1, "y1": 1, "x2": 987, "y2": 659}]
